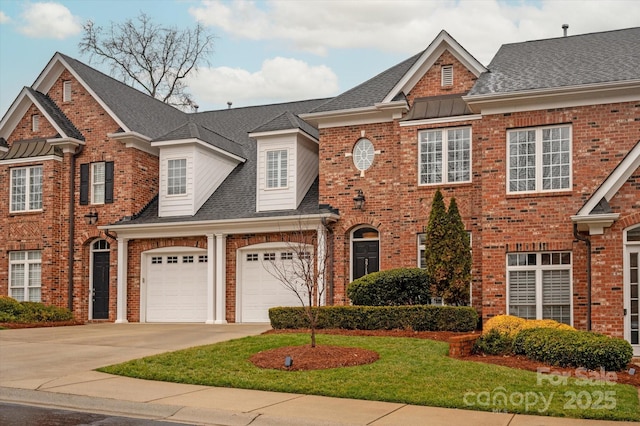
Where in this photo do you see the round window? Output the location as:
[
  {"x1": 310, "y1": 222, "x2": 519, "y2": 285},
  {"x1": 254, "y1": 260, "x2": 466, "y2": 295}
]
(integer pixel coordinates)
[{"x1": 353, "y1": 138, "x2": 375, "y2": 171}]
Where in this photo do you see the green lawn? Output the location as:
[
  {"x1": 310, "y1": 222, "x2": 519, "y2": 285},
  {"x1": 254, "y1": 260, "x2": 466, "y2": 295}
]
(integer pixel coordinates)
[{"x1": 98, "y1": 333, "x2": 639, "y2": 421}]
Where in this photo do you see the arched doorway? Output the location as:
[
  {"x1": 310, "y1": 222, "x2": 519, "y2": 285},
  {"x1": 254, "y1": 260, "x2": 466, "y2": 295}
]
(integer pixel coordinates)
[
  {"x1": 625, "y1": 224, "x2": 640, "y2": 354},
  {"x1": 351, "y1": 226, "x2": 379, "y2": 281},
  {"x1": 90, "y1": 239, "x2": 110, "y2": 320}
]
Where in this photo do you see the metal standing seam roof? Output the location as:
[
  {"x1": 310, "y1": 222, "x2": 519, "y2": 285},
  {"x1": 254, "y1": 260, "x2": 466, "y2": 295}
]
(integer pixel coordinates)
[
  {"x1": 26, "y1": 88, "x2": 84, "y2": 140},
  {"x1": 0, "y1": 139, "x2": 62, "y2": 160},
  {"x1": 401, "y1": 94, "x2": 473, "y2": 121},
  {"x1": 468, "y1": 27, "x2": 640, "y2": 96}
]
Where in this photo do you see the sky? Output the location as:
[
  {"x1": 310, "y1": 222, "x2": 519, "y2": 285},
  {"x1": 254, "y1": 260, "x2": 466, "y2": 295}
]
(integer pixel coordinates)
[{"x1": 0, "y1": 0, "x2": 639, "y2": 116}]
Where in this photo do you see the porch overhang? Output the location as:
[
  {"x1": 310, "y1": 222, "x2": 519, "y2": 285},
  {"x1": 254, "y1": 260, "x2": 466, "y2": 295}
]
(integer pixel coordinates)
[{"x1": 571, "y1": 213, "x2": 620, "y2": 235}]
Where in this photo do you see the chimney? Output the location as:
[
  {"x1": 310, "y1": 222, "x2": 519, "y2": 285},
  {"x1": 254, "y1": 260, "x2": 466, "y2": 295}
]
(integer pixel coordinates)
[
  {"x1": 562, "y1": 24, "x2": 569, "y2": 37},
  {"x1": 227, "y1": 101, "x2": 232, "y2": 110}
]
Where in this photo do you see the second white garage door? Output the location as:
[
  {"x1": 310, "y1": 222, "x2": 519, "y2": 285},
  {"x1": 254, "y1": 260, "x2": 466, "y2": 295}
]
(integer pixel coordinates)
[
  {"x1": 240, "y1": 248, "x2": 303, "y2": 322},
  {"x1": 145, "y1": 253, "x2": 208, "y2": 322}
]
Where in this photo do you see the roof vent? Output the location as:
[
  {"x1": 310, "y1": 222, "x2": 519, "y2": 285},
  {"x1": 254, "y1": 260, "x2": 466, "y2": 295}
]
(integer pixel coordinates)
[
  {"x1": 562, "y1": 24, "x2": 569, "y2": 37},
  {"x1": 227, "y1": 101, "x2": 232, "y2": 109}
]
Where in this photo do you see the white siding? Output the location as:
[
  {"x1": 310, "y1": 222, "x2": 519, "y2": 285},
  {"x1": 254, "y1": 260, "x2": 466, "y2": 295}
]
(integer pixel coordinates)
[
  {"x1": 193, "y1": 145, "x2": 238, "y2": 212},
  {"x1": 257, "y1": 136, "x2": 296, "y2": 211},
  {"x1": 296, "y1": 135, "x2": 319, "y2": 206},
  {"x1": 159, "y1": 146, "x2": 195, "y2": 217}
]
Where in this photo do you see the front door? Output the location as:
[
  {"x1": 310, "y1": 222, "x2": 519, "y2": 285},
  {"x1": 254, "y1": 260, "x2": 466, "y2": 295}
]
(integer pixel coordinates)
[
  {"x1": 353, "y1": 240, "x2": 379, "y2": 280},
  {"x1": 92, "y1": 251, "x2": 110, "y2": 320}
]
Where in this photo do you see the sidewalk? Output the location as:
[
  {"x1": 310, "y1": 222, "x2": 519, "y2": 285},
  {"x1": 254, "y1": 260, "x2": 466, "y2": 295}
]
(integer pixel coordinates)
[{"x1": 0, "y1": 324, "x2": 638, "y2": 425}]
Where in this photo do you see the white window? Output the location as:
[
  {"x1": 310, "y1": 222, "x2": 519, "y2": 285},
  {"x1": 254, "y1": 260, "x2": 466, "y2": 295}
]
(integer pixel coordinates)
[
  {"x1": 508, "y1": 125, "x2": 571, "y2": 193},
  {"x1": 266, "y1": 150, "x2": 287, "y2": 189},
  {"x1": 508, "y1": 252, "x2": 571, "y2": 325},
  {"x1": 9, "y1": 251, "x2": 42, "y2": 302},
  {"x1": 441, "y1": 65, "x2": 453, "y2": 86},
  {"x1": 419, "y1": 127, "x2": 471, "y2": 185},
  {"x1": 63, "y1": 80, "x2": 72, "y2": 102},
  {"x1": 32, "y1": 114, "x2": 39, "y2": 132},
  {"x1": 167, "y1": 159, "x2": 187, "y2": 195},
  {"x1": 10, "y1": 166, "x2": 43, "y2": 212},
  {"x1": 91, "y1": 162, "x2": 105, "y2": 204}
]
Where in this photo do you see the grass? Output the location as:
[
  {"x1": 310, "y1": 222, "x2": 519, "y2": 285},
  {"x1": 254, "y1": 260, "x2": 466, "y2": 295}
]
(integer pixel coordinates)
[{"x1": 98, "y1": 333, "x2": 640, "y2": 421}]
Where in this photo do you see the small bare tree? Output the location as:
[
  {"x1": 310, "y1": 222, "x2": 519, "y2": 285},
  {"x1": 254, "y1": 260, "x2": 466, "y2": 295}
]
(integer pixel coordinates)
[
  {"x1": 263, "y1": 221, "x2": 330, "y2": 347},
  {"x1": 79, "y1": 13, "x2": 214, "y2": 110}
]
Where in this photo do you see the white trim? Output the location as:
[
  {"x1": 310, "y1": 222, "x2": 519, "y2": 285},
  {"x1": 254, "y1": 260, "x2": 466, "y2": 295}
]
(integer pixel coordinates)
[
  {"x1": 624, "y1": 225, "x2": 640, "y2": 356},
  {"x1": 215, "y1": 234, "x2": 227, "y2": 324},
  {"x1": 0, "y1": 155, "x2": 62, "y2": 165},
  {"x1": 570, "y1": 213, "x2": 620, "y2": 235},
  {"x1": 249, "y1": 128, "x2": 318, "y2": 143},
  {"x1": 206, "y1": 234, "x2": 215, "y2": 324},
  {"x1": 48, "y1": 137, "x2": 85, "y2": 154},
  {"x1": 115, "y1": 237, "x2": 129, "y2": 323},
  {"x1": 418, "y1": 126, "x2": 472, "y2": 186},
  {"x1": 382, "y1": 31, "x2": 486, "y2": 104},
  {"x1": 151, "y1": 138, "x2": 246, "y2": 163},
  {"x1": 89, "y1": 239, "x2": 110, "y2": 321},
  {"x1": 350, "y1": 225, "x2": 380, "y2": 283},
  {"x1": 400, "y1": 114, "x2": 482, "y2": 127},
  {"x1": 300, "y1": 102, "x2": 408, "y2": 129}
]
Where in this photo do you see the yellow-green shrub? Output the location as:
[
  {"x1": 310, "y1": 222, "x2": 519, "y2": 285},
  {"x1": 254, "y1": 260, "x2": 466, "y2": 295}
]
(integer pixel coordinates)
[{"x1": 483, "y1": 315, "x2": 574, "y2": 337}]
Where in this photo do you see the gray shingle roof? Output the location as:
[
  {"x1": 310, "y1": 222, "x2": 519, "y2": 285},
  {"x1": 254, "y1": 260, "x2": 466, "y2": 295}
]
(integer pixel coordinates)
[
  {"x1": 59, "y1": 53, "x2": 188, "y2": 139},
  {"x1": 310, "y1": 52, "x2": 422, "y2": 113},
  {"x1": 26, "y1": 88, "x2": 84, "y2": 140},
  {"x1": 251, "y1": 111, "x2": 319, "y2": 139},
  {"x1": 117, "y1": 98, "x2": 331, "y2": 224},
  {"x1": 468, "y1": 27, "x2": 640, "y2": 96},
  {"x1": 155, "y1": 120, "x2": 246, "y2": 159}
]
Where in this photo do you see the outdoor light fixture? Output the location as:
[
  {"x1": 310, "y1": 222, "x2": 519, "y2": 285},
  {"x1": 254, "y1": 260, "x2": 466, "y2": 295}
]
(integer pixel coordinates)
[
  {"x1": 353, "y1": 189, "x2": 366, "y2": 210},
  {"x1": 84, "y1": 208, "x2": 98, "y2": 225},
  {"x1": 284, "y1": 356, "x2": 293, "y2": 368}
]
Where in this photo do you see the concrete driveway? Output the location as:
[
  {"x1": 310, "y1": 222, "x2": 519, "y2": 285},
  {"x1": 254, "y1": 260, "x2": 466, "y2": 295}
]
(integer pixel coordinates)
[{"x1": 0, "y1": 323, "x2": 271, "y2": 388}]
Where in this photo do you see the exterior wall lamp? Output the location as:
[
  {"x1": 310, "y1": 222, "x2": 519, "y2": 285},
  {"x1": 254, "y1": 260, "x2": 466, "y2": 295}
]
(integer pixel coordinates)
[
  {"x1": 353, "y1": 189, "x2": 366, "y2": 210},
  {"x1": 84, "y1": 208, "x2": 98, "y2": 225}
]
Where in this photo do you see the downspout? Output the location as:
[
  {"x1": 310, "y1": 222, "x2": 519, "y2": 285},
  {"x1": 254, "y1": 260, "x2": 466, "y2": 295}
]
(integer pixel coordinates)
[
  {"x1": 573, "y1": 224, "x2": 592, "y2": 331},
  {"x1": 68, "y1": 145, "x2": 84, "y2": 311}
]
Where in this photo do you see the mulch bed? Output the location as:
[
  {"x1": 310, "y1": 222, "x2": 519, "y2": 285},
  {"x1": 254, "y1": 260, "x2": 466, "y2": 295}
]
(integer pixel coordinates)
[
  {"x1": 0, "y1": 320, "x2": 84, "y2": 329},
  {"x1": 262, "y1": 328, "x2": 640, "y2": 388}
]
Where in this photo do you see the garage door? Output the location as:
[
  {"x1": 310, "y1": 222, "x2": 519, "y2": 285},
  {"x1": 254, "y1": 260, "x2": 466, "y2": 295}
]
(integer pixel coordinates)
[
  {"x1": 145, "y1": 253, "x2": 208, "y2": 322},
  {"x1": 241, "y1": 249, "x2": 304, "y2": 322}
]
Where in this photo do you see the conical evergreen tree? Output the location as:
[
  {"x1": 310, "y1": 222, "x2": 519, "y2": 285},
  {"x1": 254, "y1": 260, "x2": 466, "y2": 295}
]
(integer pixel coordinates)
[
  {"x1": 444, "y1": 197, "x2": 471, "y2": 305},
  {"x1": 424, "y1": 189, "x2": 450, "y2": 299}
]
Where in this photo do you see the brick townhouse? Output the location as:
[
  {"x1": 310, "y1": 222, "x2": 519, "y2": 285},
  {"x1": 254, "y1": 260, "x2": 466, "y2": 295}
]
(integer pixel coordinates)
[{"x1": 1, "y1": 28, "x2": 638, "y2": 352}]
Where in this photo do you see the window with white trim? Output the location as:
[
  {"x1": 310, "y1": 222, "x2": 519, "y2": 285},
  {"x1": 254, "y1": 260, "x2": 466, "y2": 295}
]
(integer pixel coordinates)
[
  {"x1": 167, "y1": 159, "x2": 187, "y2": 195},
  {"x1": 441, "y1": 65, "x2": 453, "y2": 86},
  {"x1": 10, "y1": 165, "x2": 43, "y2": 212},
  {"x1": 508, "y1": 125, "x2": 571, "y2": 193},
  {"x1": 266, "y1": 150, "x2": 287, "y2": 189},
  {"x1": 9, "y1": 251, "x2": 42, "y2": 302},
  {"x1": 419, "y1": 127, "x2": 471, "y2": 184},
  {"x1": 63, "y1": 80, "x2": 72, "y2": 102},
  {"x1": 508, "y1": 252, "x2": 571, "y2": 324},
  {"x1": 32, "y1": 114, "x2": 39, "y2": 132},
  {"x1": 91, "y1": 162, "x2": 105, "y2": 204}
]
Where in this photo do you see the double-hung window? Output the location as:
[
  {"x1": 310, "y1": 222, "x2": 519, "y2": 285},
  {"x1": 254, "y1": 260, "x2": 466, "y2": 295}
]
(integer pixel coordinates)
[
  {"x1": 80, "y1": 162, "x2": 113, "y2": 205},
  {"x1": 167, "y1": 159, "x2": 187, "y2": 195},
  {"x1": 508, "y1": 125, "x2": 571, "y2": 193},
  {"x1": 507, "y1": 252, "x2": 571, "y2": 324},
  {"x1": 91, "y1": 162, "x2": 105, "y2": 204},
  {"x1": 10, "y1": 165, "x2": 43, "y2": 212},
  {"x1": 266, "y1": 149, "x2": 288, "y2": 189},
  {"x1": 9, "y1": 251, "x2": 42, "y2": 302},
  {"x1": 419, "y1": 127, "x2": 471, "y2": 185}
]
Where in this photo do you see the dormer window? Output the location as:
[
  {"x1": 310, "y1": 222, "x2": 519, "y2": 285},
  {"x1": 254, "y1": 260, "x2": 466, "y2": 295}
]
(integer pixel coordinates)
[
  {"x1": 32, "y1": 114, "x2": 39, "y2": 132},
  {"x1": 441, "y1": 65, "x2": 453, "y2": 87},
  {"x1": 266, "y1": 149, "x2": 288, "y2": 189},
  {"x1": 63, "y1": 80, "x2": 72, "y2": 102},
  {"x1": 167, "y1": 158, "x2": 187, "y2": 195}
]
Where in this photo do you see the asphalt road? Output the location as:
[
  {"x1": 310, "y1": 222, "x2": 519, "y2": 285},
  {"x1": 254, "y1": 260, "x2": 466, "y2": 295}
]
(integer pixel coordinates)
[{"x1": 0, "y1": 402, "x2": 194, "y2": 426}]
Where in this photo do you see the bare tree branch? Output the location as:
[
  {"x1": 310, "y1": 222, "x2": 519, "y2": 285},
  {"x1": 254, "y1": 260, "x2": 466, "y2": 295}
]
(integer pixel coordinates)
[{"x1": 79, "y1": 13, "x2": 215, "y2": 110}]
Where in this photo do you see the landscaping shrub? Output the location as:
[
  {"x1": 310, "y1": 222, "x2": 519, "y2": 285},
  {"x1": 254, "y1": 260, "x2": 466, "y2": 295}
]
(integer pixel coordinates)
[
  {"x1": 473, "y1": 329, "x2": 514, "y2": 355},
  {"x1": 0, "y1": 297, "x2": 74, "y2": 323},
  {"x1": 347, "y1": 268, "x2": 430, "y2": 306},
  {"x1": 513, "y1": 328, "x2": 633, "y2": 371},
  {"x1": 483, "y1": 314, "x2": 574, "y2": 337},
  {"x1": 269, "y1": 305, "x2": 477, "y2": 332}
]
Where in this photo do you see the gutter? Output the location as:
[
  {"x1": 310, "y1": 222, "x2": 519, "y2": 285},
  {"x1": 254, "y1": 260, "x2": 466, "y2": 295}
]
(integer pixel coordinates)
[{"x1": 573, "y1": 224, "x2": 592, "y2": 331}]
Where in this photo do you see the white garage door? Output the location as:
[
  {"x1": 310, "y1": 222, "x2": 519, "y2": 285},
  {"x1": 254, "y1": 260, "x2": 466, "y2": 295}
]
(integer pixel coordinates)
[
  {"x1": 145, "y1": 253, "x2": 208, "y2": 322},
  {"x1": 241, "y1": 249, "x2": 304, "y2": 322}
]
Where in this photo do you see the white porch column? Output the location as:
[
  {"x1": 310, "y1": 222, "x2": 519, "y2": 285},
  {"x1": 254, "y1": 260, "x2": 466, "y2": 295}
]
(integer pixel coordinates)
[
  {"x1": 214, "y1": 233, "x2": 227, "y2": 324},
  {"x1": 115, "y1": 237, "x2": 129, "y2": 323},
  {"x1": 206, "y1": 234, "x2": 215, "y2": 324},
  {"x1": 317, "y1": 224, "x2": 327, "y2": 306}
]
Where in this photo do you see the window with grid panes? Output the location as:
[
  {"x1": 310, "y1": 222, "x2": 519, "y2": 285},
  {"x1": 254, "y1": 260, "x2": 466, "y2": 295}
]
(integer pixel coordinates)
[
  {"x1": 419, "y1": 127, "x2": 470, "y2": 185},
  {"x1": 266, "y1": 150, "x2": 287, "y2": 188},
  {"x1": 10, "y1": 166, "x2": 43, "y2": 212},
  {"x1": 167, "y1": 159, "x2": 187, "y2": 195},
  {"x1": 9, "y1": 251, "x2": 42, "y2": 302}
]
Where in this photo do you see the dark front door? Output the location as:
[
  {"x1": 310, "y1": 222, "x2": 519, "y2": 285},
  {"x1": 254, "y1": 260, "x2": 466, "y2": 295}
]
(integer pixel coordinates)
[
  {"x1": 92, "y1": 251, "x2": 110, "y2": 319},
  {"x1": 353, "y1": 241, "x2": 379, "y2": 280}
]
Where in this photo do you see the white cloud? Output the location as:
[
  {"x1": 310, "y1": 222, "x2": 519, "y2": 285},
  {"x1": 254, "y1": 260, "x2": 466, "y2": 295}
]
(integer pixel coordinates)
[
  {"x1": 0, "y1": 11, "x2": 10, "y2": 24},
  {"x1": 190, "y1": 0, "x2": 640, "y2": 64},
  {"x1": 187, "y1": 57, "x2": 338, "y2": 107},
  {"x1": 18, "y1": 2, "x2": 81, "y2": 39}
]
